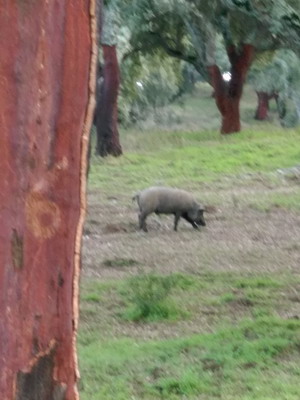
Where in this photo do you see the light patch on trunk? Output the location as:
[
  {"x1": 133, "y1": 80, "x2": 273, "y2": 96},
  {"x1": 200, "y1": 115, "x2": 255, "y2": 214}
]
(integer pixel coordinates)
[{"x1": 25, "y1": 192, "x2": 61, "y2": 239}]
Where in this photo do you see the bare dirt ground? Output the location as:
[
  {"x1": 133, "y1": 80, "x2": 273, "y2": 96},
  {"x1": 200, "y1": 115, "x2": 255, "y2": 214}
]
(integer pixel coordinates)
[
  {"x1": 81, "y1": 178, "x2": 300, "y2": 340},
  {"x1": 83, "y1": 180, "x2": 300, "y2": 280}
]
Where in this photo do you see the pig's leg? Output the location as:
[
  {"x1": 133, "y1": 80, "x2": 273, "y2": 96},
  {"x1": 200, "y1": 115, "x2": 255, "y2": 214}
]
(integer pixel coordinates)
[
  {"x1": 139, "y1": 211, "x2": 148, "y2": 232},
  {"x1": 174, "y1": 212, "x2": 181, "y2": 231}
]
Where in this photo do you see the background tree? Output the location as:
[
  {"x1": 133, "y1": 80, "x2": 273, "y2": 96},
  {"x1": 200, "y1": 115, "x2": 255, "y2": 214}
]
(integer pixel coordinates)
[
  {"x1": 127, "y1": 0, "x2": 300, "y2": 133},
  {"x1": 249, "y1": 50, "x2": 300, "y2": 126},
  {"x1": 95, "y1": 0, "x2": 122, "y2": 156},
  {"x1": 119, "y1": 52, "x2": 184, "y2": 125},
  {"x1": 0, "y1": 1, "x2": 96, "y2": 398}
]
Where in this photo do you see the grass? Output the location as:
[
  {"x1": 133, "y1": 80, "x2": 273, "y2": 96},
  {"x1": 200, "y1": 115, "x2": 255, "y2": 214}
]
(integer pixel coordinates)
[
  {"x1": 248, "y1": 188, "x2": 300, "y2": 211},
  {"x1": 80, "y1": 84, "x2": 300, "y2": 399},
  {"x1": 79, "y1": 270, "x2": 300, "y2": 399},
  {"x1": 89, "y1": 84, "x2": 300, "y2": 194},
  {"x1": 79, "y1": 270, "x2": 282, "y2": 331},
  {"x1": 89, "y1": 128, "x2": 300, "y2": 194},
  {"x1": 119, "y1": 273, "x2": 194, "y2": 321},
  {"x1": 79, "y1": 299, "x2": 300, "y2": 399}
]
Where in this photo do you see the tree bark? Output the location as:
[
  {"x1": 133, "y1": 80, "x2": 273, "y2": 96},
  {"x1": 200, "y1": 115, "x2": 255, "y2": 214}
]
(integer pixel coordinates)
[
  {"x1": 0, "y1": 1, "x2": 97, "y2": 399},
  {"x1": 208, "y1": 44, "x2": 255, "y2": 134},
  {"x1": 255, "y1": 91, "x2": 271, "y2": 120},
  {"x1": 95, "y1": 44, "x2": 122, "y2": 157}
]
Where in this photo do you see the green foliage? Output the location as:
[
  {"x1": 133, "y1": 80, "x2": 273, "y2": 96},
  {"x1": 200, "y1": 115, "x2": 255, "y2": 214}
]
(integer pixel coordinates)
[
  {"x1": 127, "y1": 0, "x2": 300, "y2": 78},
  {"x1": 115, "y1": 0, "x2": 300, "y2": 129},
  {"x1": 249, "y1": 51, "x2": 289, "y2": 95},
  {"x1": 119, "y1": 52, "x2": 183, "y2": 125},
  {"x1": 120, "y1": 273, "x2": 186, "y2": 321},
  {"x1": 248, "y1": 49, "x2": 300, "y2": 127},
  {"x1": 101, "y1": 2, "x2": 121, "y2": 45}
]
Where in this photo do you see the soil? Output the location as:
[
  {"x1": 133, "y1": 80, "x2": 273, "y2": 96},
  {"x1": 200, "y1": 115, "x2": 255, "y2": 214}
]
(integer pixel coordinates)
[
  {"x1": 83, "y1": 181, "x2": 300, "y2": 280},
  {"x1": 81, "y1": 179, "x2": 300, "y2": 339}
]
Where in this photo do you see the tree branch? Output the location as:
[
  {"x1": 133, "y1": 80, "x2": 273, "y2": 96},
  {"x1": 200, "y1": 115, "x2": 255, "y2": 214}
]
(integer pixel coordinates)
[
  {"x1": 149, "y1": 30, "x2": 197, "y2": 65},
  {"x1": 121, "y1": 46, "x2": 143, "y2": 63},
  {"x1": 150, "y1": 30, "x2": 210, "y2": 80}
]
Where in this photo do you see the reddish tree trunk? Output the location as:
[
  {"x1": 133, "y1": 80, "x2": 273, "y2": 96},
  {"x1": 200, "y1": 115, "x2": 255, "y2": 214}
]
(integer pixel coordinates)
[
  {"x1": 220, "y1": 97, "x2": 241, "y2": 133},
  {"x1": 255, "y1": 92, "x2": 271, "y2": 120},
  {"x1": 96, "y1": 44, "x2": 122, "y2": 157},
  {"x1": 0, "y1": 1, "x2": 97, "y2": 399},
  {"x1": 208, "y1": 44, "x2": 255, "y2": 134}
]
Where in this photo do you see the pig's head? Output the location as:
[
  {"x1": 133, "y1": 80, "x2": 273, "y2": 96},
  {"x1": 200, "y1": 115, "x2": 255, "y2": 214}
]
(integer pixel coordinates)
[{"x1": 188, "y1": 205, "x2": 206, "y2": 226}]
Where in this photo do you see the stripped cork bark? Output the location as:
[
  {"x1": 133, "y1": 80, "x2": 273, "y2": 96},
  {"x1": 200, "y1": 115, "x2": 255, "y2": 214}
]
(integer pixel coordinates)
[{"x1": 0, "y1": 1, "x2": 97, "y2": 398}]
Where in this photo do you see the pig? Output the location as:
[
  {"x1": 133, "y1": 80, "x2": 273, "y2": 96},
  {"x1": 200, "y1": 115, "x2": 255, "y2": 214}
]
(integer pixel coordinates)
[{"x1": 133, "y1": 186, "x2": 206, "y2": 232}]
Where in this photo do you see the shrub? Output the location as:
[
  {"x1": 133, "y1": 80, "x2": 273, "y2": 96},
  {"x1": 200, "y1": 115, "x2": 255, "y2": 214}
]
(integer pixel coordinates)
[{"x1": 121, "y1": 273, "x2": 181, "y2": 321}]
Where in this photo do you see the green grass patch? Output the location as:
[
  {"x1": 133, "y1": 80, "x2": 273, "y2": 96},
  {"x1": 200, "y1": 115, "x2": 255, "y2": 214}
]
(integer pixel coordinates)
[
  {"x1": 249, "y1": 189, "x2": 300, "y2": 212},
  {"x1": 81, "y1": 292, "x2": 102, "y2": 303},
  {"x1": 80, "y1": 271, "x2": 296, "y2": 327},
  {"x1": 79, "y1": 316, "x2": 300, "y2": 400},
  {"x1": 234, "y1": 276, "x2": 283, "y2": 289},
  {"x1": 119, "y1": 273, "x2": 191, "y2": 321},
  {"x1": 218, "y1": 292, "x2": 238, "y2": 304},
  {"x1": 79, "y1": 270, "x2": 300, "y2": 399},
  {"x1": 89, "y1": 128, "x2": 300, "y2": 194},
  {"x1": 89, "y1": 83, "x2": 300, "y2": 197}
]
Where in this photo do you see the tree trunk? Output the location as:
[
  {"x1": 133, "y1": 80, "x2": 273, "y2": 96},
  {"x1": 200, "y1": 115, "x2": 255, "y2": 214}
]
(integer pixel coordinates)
[
  {"x1": 274, "y1": 94, "x2": 287, "y2": 124},
  {"x1": 0, "y1": 1, "x2": 97, "y2": 399},
  {"x1": 208, "y1": 44, "x2": 255, "y2": 134},
  {"x1": 95, "y1": 44, "x2": 122, "y2": 157},
  {"x1": 220, "y1": 97, "x2": 241, "y2": 133},
  {"x1": 255, "y1": 92, "x2": 271, "y2": 120}
]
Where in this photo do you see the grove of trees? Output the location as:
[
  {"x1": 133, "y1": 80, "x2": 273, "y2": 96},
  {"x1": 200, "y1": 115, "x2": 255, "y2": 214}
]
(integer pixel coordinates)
[
  {"x1": 249, "y1": 50, "x2": 300, "y2": 126},
  {"x1": 95, "y1": 0, "x2": 300, "y2": 155}
]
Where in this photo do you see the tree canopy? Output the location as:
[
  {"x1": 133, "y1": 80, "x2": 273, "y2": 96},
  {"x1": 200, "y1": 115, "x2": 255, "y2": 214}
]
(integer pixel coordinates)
[
  {"x1": 128, "y1": 0, "x2": 300, "y2": 67},
  {"x1": 97, "y1": 0, "x2": 300, "y2": 133}
]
